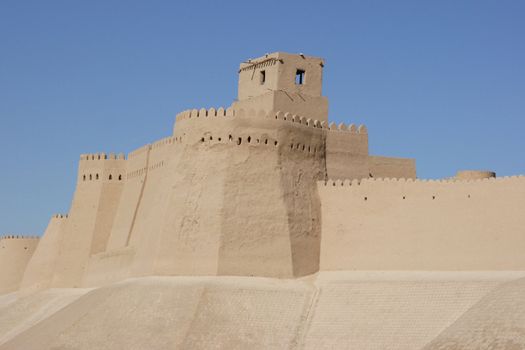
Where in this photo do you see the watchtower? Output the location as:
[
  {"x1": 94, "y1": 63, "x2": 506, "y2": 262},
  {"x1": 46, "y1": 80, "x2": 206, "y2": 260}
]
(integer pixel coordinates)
[{"x1": 232, "y1": 52, "x2": 329, "y2": 121}]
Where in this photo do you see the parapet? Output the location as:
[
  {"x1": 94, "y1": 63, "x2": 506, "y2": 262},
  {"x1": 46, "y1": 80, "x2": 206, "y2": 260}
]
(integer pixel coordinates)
[
  {"x1": 0, "y1": 235, "x2": 40, "y2": 240},
  {"x1": 80, "y1": 153, "x2": 126, "y2": 161},
  {"x1": 175, "y1": 107, "x2": 367, "y2": 135},
  {"x1": 175, "y1": 107, "x2": 235, "y2": 122},
  {"x1": 320, "y1": 174, "x2": 525, "y2": 188},
  {"x1": 52, "y1": 213, "x2": 69, "y2": 219}
]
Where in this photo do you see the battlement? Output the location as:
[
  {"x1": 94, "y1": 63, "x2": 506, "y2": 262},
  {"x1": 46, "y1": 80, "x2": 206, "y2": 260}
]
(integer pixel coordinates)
[
  {"x1": 52, "y1": 214, "x2": 69, "y2": 219},
  {"x1": 175, "y1": 107, "x2": 235, "y2": 122},
  {"x1": 321, "y1": 175, "x2": 525, "y2": 187},
  {"x1": 238, "y1": 56, "x2": 280, "y2": 73},
  {"x1": 175, "y1": 107, "x2": 367, "y2": 136},
  {"x1": 78, "y1": 153, "x2": 127, "y2": 184},
  {"x1": 80, "y1": 153, "x2": 126, "y2": 161},
  {"x1": 0, "y1": 235, "x2": 40, "y2": 240},
  {"x1": 128, "y1": 144, "x2": 151, "y2": 159},
  {"x1": 151, "y1": 136, "x2": 175, "y2": 149}
]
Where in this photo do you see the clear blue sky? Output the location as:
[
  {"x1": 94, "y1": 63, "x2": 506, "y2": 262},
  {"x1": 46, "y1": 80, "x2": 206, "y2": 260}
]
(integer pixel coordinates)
[{"x1": 1, "y1": 1, "x2": 524, "y2": 235}]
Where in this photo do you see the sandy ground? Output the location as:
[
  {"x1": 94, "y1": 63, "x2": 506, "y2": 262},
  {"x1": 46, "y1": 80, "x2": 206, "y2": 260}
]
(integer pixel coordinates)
[{"x1": 0, "y1": 272, "x2": 523, "y2": 350}]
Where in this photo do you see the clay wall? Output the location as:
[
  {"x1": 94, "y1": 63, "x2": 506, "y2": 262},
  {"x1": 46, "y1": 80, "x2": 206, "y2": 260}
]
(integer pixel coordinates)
[
  {"x1": 148, "y1": 107, "x2": 326, "y2": 278},
  {"x1": 104, "y1": 145, "x2": 148, "y2": 252},
  {"x1": 235, "y1": 53, "x2": 329, "y2": 121},
  {"x1": 126, "y1": 136, "x2": 177, "y2": 277},
  {"x1": 74, "y1": 106, "x2": 419, "y2": 286},
  {"x1": 325, "y1": 122, "x2": 369, "y2": 179},
  {"x1": 19, "y1": 215, "x2": 68, "y2": 293},
  {"x1": 50, "y1": 154, "x2": 126, "y2": 287},
  {"x1": 237, "y1": 53, "x2": 324, "y2": 101},
  {"x1": 319, "y1": 176, "x2": 525, "y2": 271},
  {"x1": 368, "y1": 155, "x2": 416, "y2": 179},
  {"x1": 0, "y1": 236, "x2": 39, "y2": 294}
]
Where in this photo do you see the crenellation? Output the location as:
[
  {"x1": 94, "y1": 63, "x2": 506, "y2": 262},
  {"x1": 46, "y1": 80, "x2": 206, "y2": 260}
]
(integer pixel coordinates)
[
  {"x1": 0, "y1": 235, "x2": 40, "y2": 240},
  {"x1": 319, "y1": 174, "x2": 525, "y2": 190},
  {"x1": 53, "y1": 213, "x2": 69, "y2": 219}
]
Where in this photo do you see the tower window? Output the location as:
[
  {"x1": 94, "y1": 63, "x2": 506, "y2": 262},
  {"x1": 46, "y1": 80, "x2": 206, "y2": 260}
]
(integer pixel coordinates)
[
  {"x1": 259, "y1": 70, "x2": 266, "y2": 85},
  {"x1": 295, "y1": 69, "x2": 305, "y2": 85}
]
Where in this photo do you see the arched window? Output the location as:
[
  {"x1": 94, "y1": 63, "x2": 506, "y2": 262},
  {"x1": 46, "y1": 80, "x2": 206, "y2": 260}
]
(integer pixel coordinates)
[
  {"x1": 89, "y1": 174, "x2": 92, "y2": 180},
  {"x1": 83, "y1": 175, "x2": 86, "y2": 181},
  {"x1": 109, "y1": 174, "x2": 113, "y2": 180},
  {"x1": 118, "y1": 175, "x2": 122, "y2": 181},
  {"x1": 96, "y1": 174, "x2": 99, "y2": 180}
]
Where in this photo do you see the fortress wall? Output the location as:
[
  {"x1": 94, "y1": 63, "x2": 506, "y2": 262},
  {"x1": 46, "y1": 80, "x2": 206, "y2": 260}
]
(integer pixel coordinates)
[
  {"x1": 273, "y1": 112, "x2": 326, "y2": 276},
  {"x1": 126, "y1": 137, "x2": 177, "y2": 277},
  {"x1": 82, "y1": 156, "x2": 127, "y2": 255},
  {"x1": 150, "y1": 108, "x2": 326, "y2": 277},
  {"x1": 319, "y1": 176, "x2": 525, "y2": 271},
  {"x1": 217, "y1": 111, "x2": 326, "y2": 277},
  {"x1": 0, "y1": 236, "x2": 39, "y2": 294},
  {"x1": 104, "y1": 145, "x2": 149, "y2": 251},
  {"x1": 83, "y1": 144, "x2": 159, "y2": 287},
  {"x1": 325, "y1": 122, "x2": 370, "y2": 180},
  {"x1": 19, "y1": 215, "x2": 68, "y2": 293},
  {"x1": 50, "y1": 155, "x2": 126, "y2": 288},
  {"x1": 368, "y1": 155, "x2": 416, "y2": 179},
  {"x1": 154, "y1": 108, "x2": 250, "y2": 276}
]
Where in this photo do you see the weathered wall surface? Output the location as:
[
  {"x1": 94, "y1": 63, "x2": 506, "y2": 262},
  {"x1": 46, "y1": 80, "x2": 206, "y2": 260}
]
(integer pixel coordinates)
[
  {"x1": 19, "y1": 215, "x2": 68, "y2": 293},
  {"x1": 126, "y1": 137, "x2": 176, "y2": 278},
  {"x1": 325, "y1": 123, "x2": 369, "y2": 180},
  {"x1": 104, "y1": 147, "x2": 148, "y2": 251},
  {"x1": 0, "y1": 237, "x2": 39, "y2": 294},
  {"x1": 319, "y1": 176, "x2": 525, "y2": 271},
  {"x1": 152, "y1": 108, "x2": 326, "y2": 278},
  {"x1": 235, "y1": 52, "x2": 328, "y2": 122},
  {"x1": 368, "y1": 155, "x2": 416, "y2": 179},
  {"x1": 81, "y1": 107, "x2": 330, "y2": 285}
]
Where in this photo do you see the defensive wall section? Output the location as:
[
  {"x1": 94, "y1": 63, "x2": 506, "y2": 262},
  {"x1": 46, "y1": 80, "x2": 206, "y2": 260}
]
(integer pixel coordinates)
[
  {"x1": 19, "y1": 215, "x2": 68, "y2": 293},
  {"x1": 3, "y1": 52, "x2": 521, "y2": 295},
  {"x1": 319, "y1": 176, "x2": 525, "y2": 271},
  {"x1": 50, "y1": 154, "x2": 127, "y2": 287},
  {"x1": 5, "y1": 108, "x2": 519, "y2": 292},
  {"x1": 5, "y1": 107, "x2": 503, "y2": 292},
  {"x1": 0, "y1": 235, "x2": 39, "y2": 294},
  {"x1": 83, "y1": 107, "x2": 385, "y2": 286}
]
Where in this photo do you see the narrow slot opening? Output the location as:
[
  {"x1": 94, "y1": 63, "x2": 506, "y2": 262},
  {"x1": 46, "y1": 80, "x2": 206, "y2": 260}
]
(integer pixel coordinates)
[{"x1": 295, "y1": 69, "x2": 305, "y2": 85}]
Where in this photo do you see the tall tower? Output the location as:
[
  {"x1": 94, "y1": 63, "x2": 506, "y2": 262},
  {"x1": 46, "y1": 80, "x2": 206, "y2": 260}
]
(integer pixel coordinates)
[{"x1": 232, "y1": 52, "x2": 329, "y2": 122}]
